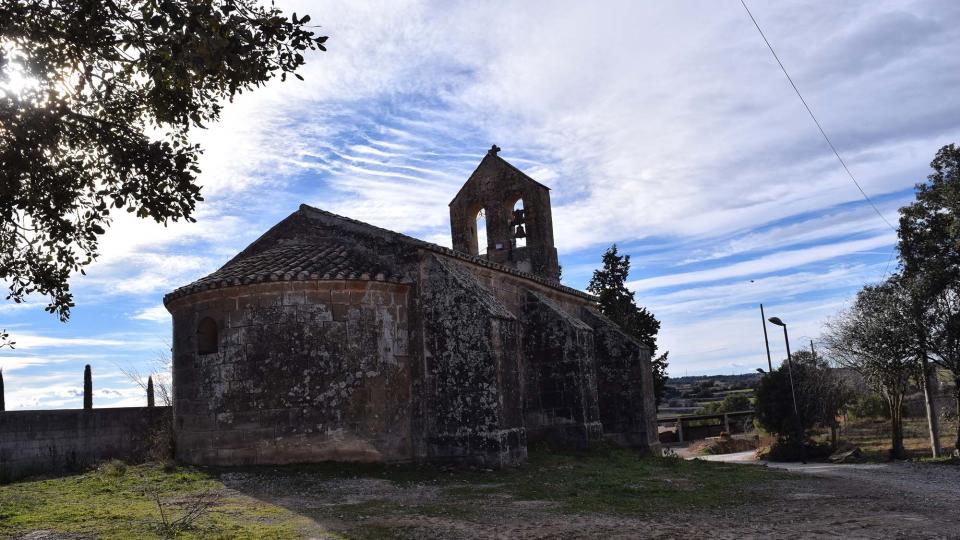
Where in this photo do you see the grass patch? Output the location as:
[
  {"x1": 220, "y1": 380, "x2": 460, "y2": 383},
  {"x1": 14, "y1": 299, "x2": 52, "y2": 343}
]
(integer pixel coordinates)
[
  {"x1": 0, "y1": 462, "x2": 308, "y2": 539},
  {"x1": 0, "y1": 445, "x2": 793, "y2": 538},
  {"x1": 485, "y1": 444, "x2": 787, "y2": 515}
]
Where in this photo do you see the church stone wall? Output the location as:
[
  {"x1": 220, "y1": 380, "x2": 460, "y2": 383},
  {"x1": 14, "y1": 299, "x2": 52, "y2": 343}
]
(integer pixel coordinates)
[
  {"x1": 520, "y1": 291, "x2": 602, "y2": 448},
  {"x1": 582, "y1": 308, "x2": 661, "y2": 453},
  {"x1": 413, "y1": 255, "x2": 526, "y2": 466},
  {"x1": 167, "y1": 280, "x2": 412, "y2": 466}
]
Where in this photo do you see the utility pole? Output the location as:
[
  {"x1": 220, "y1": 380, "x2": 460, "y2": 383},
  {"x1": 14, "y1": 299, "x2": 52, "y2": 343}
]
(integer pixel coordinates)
[
  {"x1": 768, "y1": 316, "x2": 806, "y2": 464},
  {"x1": 760, "y1": 304, "x2": 773, "y2": 373}
]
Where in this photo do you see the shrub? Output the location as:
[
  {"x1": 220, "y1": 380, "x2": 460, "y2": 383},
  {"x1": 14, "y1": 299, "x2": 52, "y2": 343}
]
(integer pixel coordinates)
[
  {"x1": 99, "y1": 459, "x2": 127, "y2": 477},
  {"x1": 848, "y1": 393, "x2": 890, "y2": 420},
  {"x1": 759, "y1": 439, "x2": 833, "y2": 462},
  {"x1": 696, "y1": 393, "x2": 752, "y2": 415}
]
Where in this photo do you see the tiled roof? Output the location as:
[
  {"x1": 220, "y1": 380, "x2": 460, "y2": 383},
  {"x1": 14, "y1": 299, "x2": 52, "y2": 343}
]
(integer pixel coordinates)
[
  {"x1": 297, "y1": 205, "x2": 594, "y2": 301},
  {"x1": 163, "y1": 238, "x2": 403, "y2": 302},
  {"x1": 164, "y1": 204, "x2": 594, "y2": 304}
]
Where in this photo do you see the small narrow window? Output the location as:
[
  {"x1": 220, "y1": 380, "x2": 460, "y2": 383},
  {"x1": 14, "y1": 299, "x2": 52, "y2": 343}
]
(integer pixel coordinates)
[
  {"x1": 197, "y1": 317, "x2": 218, "y2": 355},
  {"x1": 476, "y1": 208, "x2": 488, "y2": 255},
  {"x1": 512, "y1": 198, "x2": 527, "y2": 248}
]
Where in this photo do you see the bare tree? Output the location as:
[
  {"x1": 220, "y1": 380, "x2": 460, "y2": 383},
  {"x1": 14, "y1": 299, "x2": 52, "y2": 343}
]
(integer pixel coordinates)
[
  {"x1": 119, "y1": 351, "x2": 174, "y2": 460},
  {"x1": 120, "y1": 351, "x2": 172, "y2": 407},
  {"x1": 141, "y1": 481, "x2": 220, "y2": 538},
  {"x1": 823, "y1": 281, "x2": 919, "y2": 459}
]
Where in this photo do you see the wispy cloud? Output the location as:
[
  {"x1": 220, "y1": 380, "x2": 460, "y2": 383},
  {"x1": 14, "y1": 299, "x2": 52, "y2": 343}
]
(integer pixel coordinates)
[
  {"x1": 132, "y1": 305, "x2": 170, "y2": 323},
  {"x1": 2, "y1": 0, "x2": 958, "y2": 402}
]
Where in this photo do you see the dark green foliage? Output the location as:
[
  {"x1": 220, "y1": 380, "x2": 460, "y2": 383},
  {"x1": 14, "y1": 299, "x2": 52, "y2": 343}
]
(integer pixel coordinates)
[
  {"x1": 755, "y1": 362, "x2": 817, "y2": 441},
  {"x1": 0, "y1": 368, "x2": 4, "y2": 411},
  {"x1": 898, "y1": 144, "x2": 960, "y2": 285},
  {"x1": 83, "y1": 364, "x2": 92, "y2": 410},
  {"x1": 897, "y1": 144, "x2": 960, "y2": 452},
  {"x1": 698, "y1": 393, "x2": 752, "y2": 415},
  {"x1": 761, "y1": 439, "x2": 833, "y2": 462},
  {"x1": 146, "y1": 375, "x2": 154, "y2": 408},
  {"x1": 754, "y1": 353, "x2": 850, "y2": 452},
  {"x1": 848, "y1": 393, "x2": 890, "y2": 420},
  {"x1": 0, "y1": 0, "x2": 327, "y2": 323},
  {"x1": 652, "y1": 352, "x2": 669, "y2": 406},
  {"x1": 587, "y1": 244, "x2": 669, "y2": 405}
]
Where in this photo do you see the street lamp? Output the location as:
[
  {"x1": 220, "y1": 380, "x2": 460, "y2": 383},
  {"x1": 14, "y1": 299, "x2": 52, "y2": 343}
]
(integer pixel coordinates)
[{"x1": 768, "y1": 316, "x2": 806, "y2": 464}]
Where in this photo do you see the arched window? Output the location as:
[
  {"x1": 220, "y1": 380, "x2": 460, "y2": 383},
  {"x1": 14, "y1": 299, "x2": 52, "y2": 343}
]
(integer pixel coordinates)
[
  {"x1": 476, "y1": 208, "x2": 488, "y2": 255},
  {"x1": 197, "y1": 317, "x2": 218, "y2": 355},
  {"x1": 511, "y1": 198, "x2": 527, "y2": 248}
]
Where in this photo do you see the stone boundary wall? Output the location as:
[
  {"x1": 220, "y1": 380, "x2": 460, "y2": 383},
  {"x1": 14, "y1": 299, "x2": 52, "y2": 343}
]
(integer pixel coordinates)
[{"x1": 0, "y1": 407, "x2": 170, "y2": 482}]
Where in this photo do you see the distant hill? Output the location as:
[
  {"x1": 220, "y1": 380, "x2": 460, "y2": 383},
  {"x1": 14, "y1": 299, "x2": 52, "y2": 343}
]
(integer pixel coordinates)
[{"x1": 666, "y1": 373, "x2": 761, "y2": 386}]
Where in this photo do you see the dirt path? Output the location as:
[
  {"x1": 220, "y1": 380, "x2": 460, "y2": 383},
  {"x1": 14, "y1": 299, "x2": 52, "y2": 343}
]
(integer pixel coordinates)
[
  {"x1": 221, "y1": 461, "x2": 960, "y2": 539},
  {"x1": 766, "y1": 460, "x2": 960, "y2": 502}
]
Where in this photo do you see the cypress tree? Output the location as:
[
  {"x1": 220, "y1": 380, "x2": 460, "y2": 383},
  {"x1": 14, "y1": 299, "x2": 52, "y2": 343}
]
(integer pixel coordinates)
[
  {"x1": 83, "y1": 364, "x2": 92, "y2": 410},
  {"x1": 0, "y1": 369, "x2": 5, "y2": 412},
  {"x1": 588, "y1": 244, "x2": 670, "y2": 406},
  {"x1": 147, "y1": 376, "x2": 155, "y2": 408}
]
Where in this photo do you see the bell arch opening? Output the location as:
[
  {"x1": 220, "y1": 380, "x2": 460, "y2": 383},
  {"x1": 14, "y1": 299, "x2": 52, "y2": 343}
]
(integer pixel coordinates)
[
  {"x1": 510, "y1": 197, "x2": 527, "y2": 248},
  {"x1": 476, "y1": 208, "x2": 488, "y2": 255}
]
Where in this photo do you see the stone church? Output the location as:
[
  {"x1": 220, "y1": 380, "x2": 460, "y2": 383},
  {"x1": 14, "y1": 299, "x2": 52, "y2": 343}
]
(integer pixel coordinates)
[{"x1": 163, "y1": 146, "x2": 659, "y2": 466}]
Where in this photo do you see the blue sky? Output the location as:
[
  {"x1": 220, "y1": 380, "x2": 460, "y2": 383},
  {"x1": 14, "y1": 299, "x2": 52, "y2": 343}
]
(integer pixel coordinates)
[{"x1": 3, "y1": 0, "x2": 960, "y2": 408}]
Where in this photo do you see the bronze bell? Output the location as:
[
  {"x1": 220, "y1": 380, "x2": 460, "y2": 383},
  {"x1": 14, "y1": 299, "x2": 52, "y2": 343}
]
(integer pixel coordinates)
[{"x1": 515, "y1": 224, "x2": 527, "y2": 238}]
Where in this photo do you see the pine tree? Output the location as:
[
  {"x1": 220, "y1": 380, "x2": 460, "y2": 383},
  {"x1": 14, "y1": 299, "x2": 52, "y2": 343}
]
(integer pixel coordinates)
[
  {"x1": 147, "y1": 376, "x2": 155, "y2": 408},
  {"x1": 587, "y1": 245, "x2": 669, "y2": 405},
  {"x1": 83, "y1": 364, "x2": 92, "y2": 410}
]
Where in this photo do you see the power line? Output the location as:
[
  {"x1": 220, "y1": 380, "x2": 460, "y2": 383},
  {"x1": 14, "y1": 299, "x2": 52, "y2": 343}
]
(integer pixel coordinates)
[
  {"x1": 880, "y1": 243, "x2": 897, "y2": 279},
  {"x1": 739, "y1": 0, "x2": 896, "y2": 233}
]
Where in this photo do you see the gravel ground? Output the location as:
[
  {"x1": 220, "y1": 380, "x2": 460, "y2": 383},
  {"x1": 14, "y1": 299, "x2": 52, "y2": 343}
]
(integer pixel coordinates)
[{"x1": 218, "y1": 460, "x2": 960, "y2": 539}]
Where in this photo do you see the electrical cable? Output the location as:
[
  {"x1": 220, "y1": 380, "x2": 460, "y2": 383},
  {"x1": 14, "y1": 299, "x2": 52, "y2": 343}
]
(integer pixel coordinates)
[{"x1": 739, "y1": 0, "x2": 896, "y2": 233}]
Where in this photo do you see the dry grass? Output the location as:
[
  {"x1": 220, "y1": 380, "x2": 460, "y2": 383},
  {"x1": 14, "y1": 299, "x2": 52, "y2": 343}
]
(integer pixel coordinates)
[
  {"x1": 833, "y1": 416, "x2": 959, "y2": 460},
  {"x1": 689, "y1": 435, "x2": 759, "y2": 456}
]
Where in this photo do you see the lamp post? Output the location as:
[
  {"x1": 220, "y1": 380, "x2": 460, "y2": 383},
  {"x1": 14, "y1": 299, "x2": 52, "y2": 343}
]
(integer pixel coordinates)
[
  {"x1": 760, "y1": 304, "x2": 773, "y2": 373},
  {"x1": 768, "y1": 316, "x2": 806, "y2": 464}
]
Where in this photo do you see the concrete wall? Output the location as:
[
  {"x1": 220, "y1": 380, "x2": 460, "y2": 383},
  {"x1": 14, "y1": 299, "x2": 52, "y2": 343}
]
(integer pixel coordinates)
[
  {"x1": 0, "y1": 407, "x2": 170, "y2": 482},
  {"x1": 167, "y1": 280, "x2": 412, "y2": 466}
]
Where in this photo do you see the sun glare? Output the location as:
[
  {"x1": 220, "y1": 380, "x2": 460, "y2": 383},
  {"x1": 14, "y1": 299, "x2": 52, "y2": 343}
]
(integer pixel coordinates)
[{"x1": 0, "y1": 43, "x2": 40, "y2": 97}]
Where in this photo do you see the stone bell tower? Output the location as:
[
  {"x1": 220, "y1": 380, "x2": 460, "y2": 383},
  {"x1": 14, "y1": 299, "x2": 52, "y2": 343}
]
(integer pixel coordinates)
[{"x1": 449, "y1": 145, "x2": 560, "y2": 282}]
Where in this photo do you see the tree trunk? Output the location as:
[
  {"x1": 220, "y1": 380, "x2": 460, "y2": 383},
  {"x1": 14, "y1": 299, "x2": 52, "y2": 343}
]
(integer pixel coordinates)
[
  {"x1": 954, "y1": 378, "x2": 960, "y2": 455},
  {"x1": 830, "y1": 423, "x2": 838, "y2": 450},
  {"x1": 919, "y1": 355, "x2": 941, "y2": 457},
  {"x1": 889, "y1": 399, "x2": 906, "y2": 460}
]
